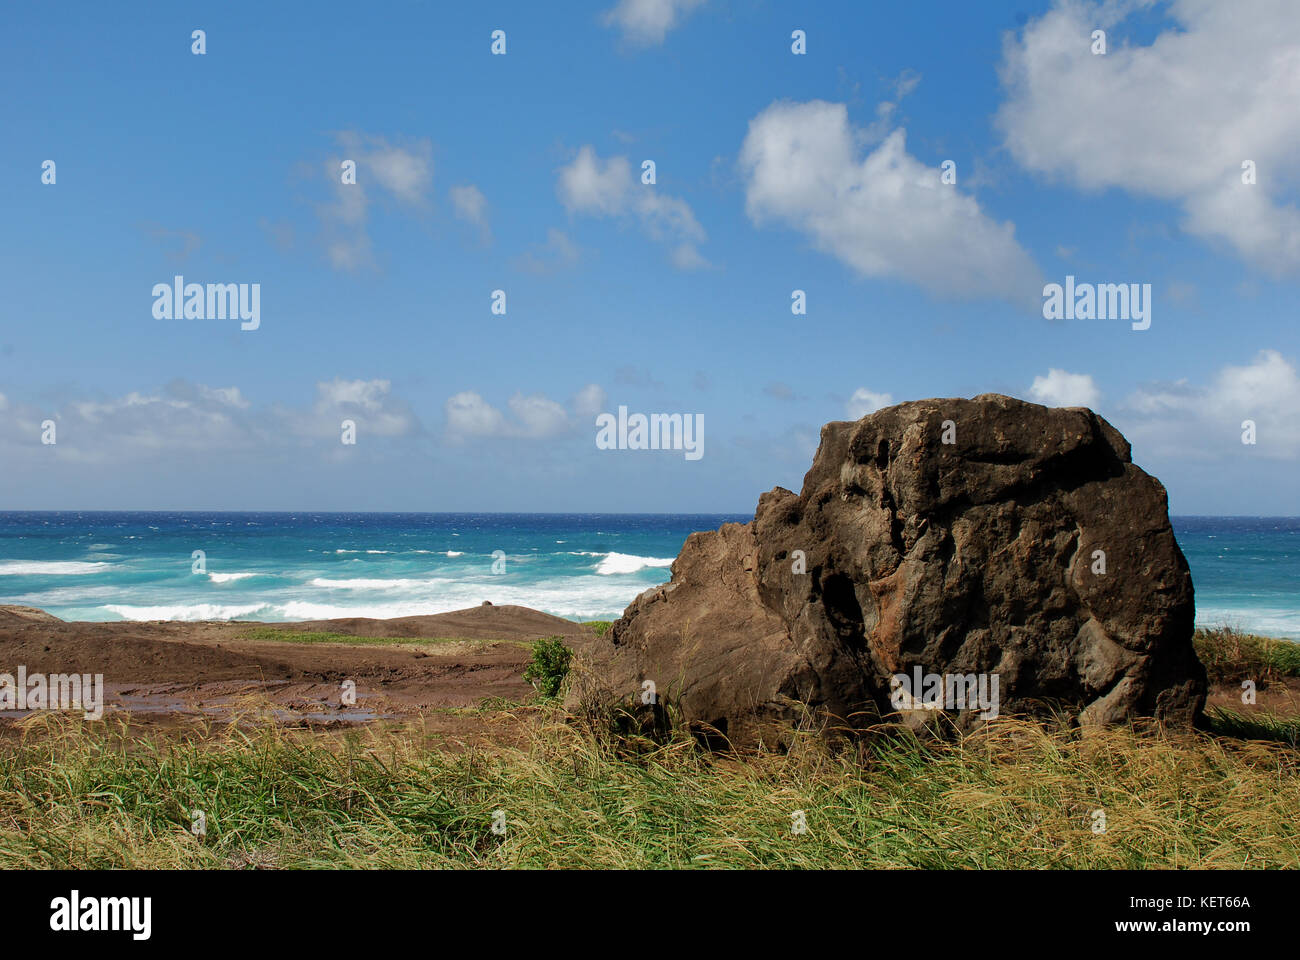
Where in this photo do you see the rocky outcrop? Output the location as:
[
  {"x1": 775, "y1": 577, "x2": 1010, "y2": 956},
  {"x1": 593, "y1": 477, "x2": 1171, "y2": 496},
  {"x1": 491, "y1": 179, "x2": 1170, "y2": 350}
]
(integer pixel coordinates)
[{"x1": 568, "y1": 395, "x2": 1206, "y2": 745}]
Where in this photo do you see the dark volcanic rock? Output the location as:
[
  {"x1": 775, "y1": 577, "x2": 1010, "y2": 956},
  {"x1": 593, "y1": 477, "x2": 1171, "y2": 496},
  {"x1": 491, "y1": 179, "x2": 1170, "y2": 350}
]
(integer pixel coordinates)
[{"x1": 568, "y1": 394, "x2": 1205, "y2": 745}]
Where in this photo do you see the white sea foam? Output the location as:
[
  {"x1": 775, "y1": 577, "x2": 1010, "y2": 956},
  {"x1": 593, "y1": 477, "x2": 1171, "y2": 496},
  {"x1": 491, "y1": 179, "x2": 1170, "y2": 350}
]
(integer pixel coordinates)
[
  {"x1": 105, "y1": 603, "x2": 270, "y2": 622},
  {"x1": 594, "y1": 552, "x2": 675, "y2": 575},
  {"x1": 208, "y1": 572, "x2": 258, "y2": 583},
  {"x1": 445, "y1": 551, "x2": 464, "y2": 557},
  {"x1": 1196, "y1": 607, "x2": 1300, "y2": 639},
  {"x1": 0, "y1": 561, "x2": 112, "y2": 576},
  {"x1": 309, "y1": 577, "x2": 451, "y2": 590},
  {"x1": 273, "y1": 571, "x2": 664, "y2": 621}
]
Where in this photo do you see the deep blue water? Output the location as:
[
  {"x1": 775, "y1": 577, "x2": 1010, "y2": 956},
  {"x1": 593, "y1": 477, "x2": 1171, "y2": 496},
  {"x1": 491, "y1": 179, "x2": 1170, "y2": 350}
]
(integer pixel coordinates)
[{"x1": 0, "y1": 512, "x2": 1295, "y2": 637}]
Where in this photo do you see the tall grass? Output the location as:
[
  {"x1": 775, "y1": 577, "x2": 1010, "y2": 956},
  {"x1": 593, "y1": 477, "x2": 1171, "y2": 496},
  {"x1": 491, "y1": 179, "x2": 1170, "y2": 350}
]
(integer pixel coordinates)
[
  {"x1": 1194, "y1": 626, "x2": 1300, "y2": 684},
  {"x1": 1, "y1": 709, "x2": 1296, "y2": 869}
]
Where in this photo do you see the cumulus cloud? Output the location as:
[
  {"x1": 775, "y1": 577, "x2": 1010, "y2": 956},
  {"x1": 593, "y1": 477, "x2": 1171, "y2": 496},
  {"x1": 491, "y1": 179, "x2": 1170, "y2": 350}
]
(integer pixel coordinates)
[
  {"x1": 444, "y1": 387, "x2": 605, "y2": 440},
  {"x1": 557, "y1": 145, "x2": 710, "y2": 269},
  {"x1": 1027, "y1": 368, "x2": 1100, "y2": 408},
  {"x1": 1120, "y1": 350, "x2": 1300, "y2": 460},
  {"x1": 318, "y1": 132, "x2": 434, "y2": 271},
  {"x1": 307, "y1": 378, "x2": 414, "y2": 437},
  {"x1": 449, "y1": 184, "x2": 490, "y2": 242},
  {"x1": 507, "y1": 393, "x2": 570, "y2": 438},
  {"x1": 846, "y1": 388, "x2": 894, "y2": 419},
  {"x1": 602, "y1": 0, "x2": 704, "y2": 46},
  {"x1": 739, "y1": 100, "x2": 1040, "y2": 302},
  {"x1": 444, "y1": 391, "x2": 507, "y2": 438},
  {"x1": 997, "y1": 0, "x2": 1300, "y2": 274},
  {"x1": 0, "y1": 378, "x2": 417, "y2": 465}
]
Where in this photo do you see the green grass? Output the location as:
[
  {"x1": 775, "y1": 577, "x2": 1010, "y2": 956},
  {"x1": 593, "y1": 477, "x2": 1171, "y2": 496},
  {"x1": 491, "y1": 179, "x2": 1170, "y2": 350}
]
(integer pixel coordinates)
[
  {"x1": 1203, "y1": 707, "x2": 1300, "y2": 746},
  {"x1": 237, "y1": 627, "x2": 466, "y2": 647},
  {"x1": 583, "y1": 620, "x2": 614, "y2": 638},
  {"x1": 1194, "y1": 626, "x2": 1300, "y2": 684},
  {"x1": 1, "y1": 710, "x2": 1298, "y2": 869}
]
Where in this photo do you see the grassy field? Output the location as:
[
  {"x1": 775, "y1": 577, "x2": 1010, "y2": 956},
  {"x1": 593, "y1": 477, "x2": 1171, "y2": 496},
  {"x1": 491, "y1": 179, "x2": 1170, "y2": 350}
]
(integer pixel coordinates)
[
  {"x1": 1, "y1": 707, "x2": 1297, "y2": 869},
  {"x1": 0, "y1": 625, "x2": 1295, "y2": 870}
]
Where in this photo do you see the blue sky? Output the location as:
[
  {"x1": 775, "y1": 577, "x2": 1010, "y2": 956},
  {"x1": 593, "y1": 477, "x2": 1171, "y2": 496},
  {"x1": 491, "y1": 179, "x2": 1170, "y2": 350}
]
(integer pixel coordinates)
[{"x1": 1, "y1": 0, "x2": 1298, "y2": 513}]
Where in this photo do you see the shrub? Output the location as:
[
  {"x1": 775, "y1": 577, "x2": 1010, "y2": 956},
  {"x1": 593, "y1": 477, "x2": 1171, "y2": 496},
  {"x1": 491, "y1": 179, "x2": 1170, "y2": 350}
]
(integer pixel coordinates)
[{"x1": 523, "y1": 636, "x2": 573, "y2": 699}]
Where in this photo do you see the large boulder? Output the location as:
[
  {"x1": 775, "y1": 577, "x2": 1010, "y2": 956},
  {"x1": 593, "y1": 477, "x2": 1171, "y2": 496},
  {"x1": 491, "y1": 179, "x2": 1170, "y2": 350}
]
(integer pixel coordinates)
[{"x1": 568, "y1": 395, "x2": 1205, "y2": 745}]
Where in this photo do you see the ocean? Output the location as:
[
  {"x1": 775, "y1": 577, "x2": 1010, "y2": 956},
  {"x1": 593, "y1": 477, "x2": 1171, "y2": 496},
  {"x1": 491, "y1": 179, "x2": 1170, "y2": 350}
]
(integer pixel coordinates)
[{"x1": 0, "y1": 512, "x2": 1296, "y2": 639}]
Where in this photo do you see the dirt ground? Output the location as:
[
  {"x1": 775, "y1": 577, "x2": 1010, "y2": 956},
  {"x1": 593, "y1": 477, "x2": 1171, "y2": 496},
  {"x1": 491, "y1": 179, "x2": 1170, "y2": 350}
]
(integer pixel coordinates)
[
  {"x1": 2, "y1": 603, "x2": 1293, "y2": 745},
  {"x1": 0, "y1": 603, "x2": 597, "y2": 742}
]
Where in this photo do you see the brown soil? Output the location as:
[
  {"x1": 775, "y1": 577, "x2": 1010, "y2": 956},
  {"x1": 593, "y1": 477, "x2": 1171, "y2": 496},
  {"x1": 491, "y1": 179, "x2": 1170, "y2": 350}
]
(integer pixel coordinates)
[
  {"x1": 3, "y1": 604, "x2": 1293, "y2": 744},
  {"x1": 0, "y1": 603, "x2": 595, "y2": 740},
  {"x1": 1206, "y1": 676, "x2": 1300, "y2": 716}
]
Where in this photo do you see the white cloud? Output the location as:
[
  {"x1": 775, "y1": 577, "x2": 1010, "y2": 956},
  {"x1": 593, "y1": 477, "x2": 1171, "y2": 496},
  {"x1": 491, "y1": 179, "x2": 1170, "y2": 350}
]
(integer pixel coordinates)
[
  {"x1": 559, "y1": 147, "x2": 632, "y2": 216},
  {"x1": 306, "y1": 378, "x2": 413, "y2": 437},
  {"x1": 602, "y1": 0, "x2": 704, "y2": 46},
  {"x1": 572, "y1": 383, "x2": 608, "y2": 419},
  {"x1": 444, "y1": 389, "x2": 587, "y2": 440},
  {"x1": 1120, "y1": 350, "x2": 1300, "y2": 460},
  {"x1": 336, "y1": 132, "x2": 432, "y2": 206},
  {"x1": 507, "y1": 393, "x2": 569, "y2": 438},
  {"x1": 0, "y1": 377, "x2": 423, "y2": 465},
  {"x1": 846, "y1": 388, "x2": 894, "y2": 419},
  {"x1": 1027, "y1": 368, "x2": 1100, "y2": 408},
  {"x1": 557, "y1": 145, "x2": 710, "y2": 268},
  {"x1": 318, "y1": 132, "x2": 434, "y2": 271},
  {"x1": 996, "y1": 0, "x2": 1300, "y2": 274},
  {"x1": 449, "y1": 184, "x2": 490, "y2": 241},
  {"x1": 1, "y1": 382, "x2": 256, "y2": 462},
  {"x1": 444, "y1": 391, "x2": 508, "y2": 438},
  {"x1": 739, "y1": 100, "x2": 1040, "y2": 302}
]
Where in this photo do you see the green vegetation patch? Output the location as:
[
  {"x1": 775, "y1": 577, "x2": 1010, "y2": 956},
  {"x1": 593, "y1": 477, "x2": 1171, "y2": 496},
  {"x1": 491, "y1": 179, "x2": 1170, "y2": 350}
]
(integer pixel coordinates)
[
  {"x1": 238, "y1": 627, "x2": 461, "y2": 647},
  {"x1": 1194, "y1": 627, "x2": 1300, "y2": 684},
  {"x1": 522, "y1": 636, "x2": 573, "y2": 699}
]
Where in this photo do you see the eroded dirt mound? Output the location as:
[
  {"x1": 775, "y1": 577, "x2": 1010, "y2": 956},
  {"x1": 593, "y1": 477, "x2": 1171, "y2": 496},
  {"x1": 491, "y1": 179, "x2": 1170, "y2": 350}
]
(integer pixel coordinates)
[{"x1": 0, "y1": 603, "x2": 591, "y2": 727}]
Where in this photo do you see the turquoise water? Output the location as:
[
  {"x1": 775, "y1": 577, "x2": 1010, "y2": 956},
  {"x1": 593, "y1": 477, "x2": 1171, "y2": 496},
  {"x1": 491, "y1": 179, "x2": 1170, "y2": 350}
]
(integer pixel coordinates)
[
  {"x1": 0, "y1": 512, "x2": 747, "y2": 623},
  {"x1": 1170, "y1": 517, "x2": 1300, "y2": 639},
  {"x1": 0, "y1": 512, "x2": 1295, "y2": 638}
]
